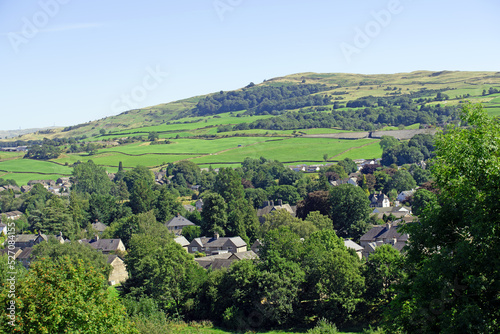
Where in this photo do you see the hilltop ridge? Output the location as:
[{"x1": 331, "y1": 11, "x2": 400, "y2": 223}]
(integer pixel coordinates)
[{"x1": 5, "y1": 70, "x2": 500, "y2": 142}]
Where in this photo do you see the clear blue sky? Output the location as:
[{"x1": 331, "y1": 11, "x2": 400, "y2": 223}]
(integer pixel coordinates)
[{"x1": 1, "y1": 0, "x2": 498, "y2": 130}]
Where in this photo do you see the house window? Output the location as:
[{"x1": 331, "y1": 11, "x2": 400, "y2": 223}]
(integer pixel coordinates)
[{"x1": 192, "y1": 247, "x2": 198, "y2": 252}]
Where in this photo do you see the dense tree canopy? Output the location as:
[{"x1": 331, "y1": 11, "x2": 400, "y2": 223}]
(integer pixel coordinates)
[
  {"x1": 329, "y1": 184, "x2": 371, "y2": 240},
  {"x1": 387, "y1": 103, "x2": 500, "y2": 333},
  {"x1": 0, "y1": 257, "x2": 137, "y2": 333}
]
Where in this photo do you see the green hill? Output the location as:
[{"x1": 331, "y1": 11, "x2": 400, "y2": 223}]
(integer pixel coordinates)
[
  {"x1": 8, "y1": 70, "x2": 500, "y2": 141},
  {"x1": 1, "y1": 70, "x2": 500, "y2": 185}
]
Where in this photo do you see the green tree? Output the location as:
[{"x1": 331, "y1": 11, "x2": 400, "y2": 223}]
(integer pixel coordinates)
[
  {"x1": 148, "y1": 132, "x2": 159, "y2": 142},
  {"x1": 278, "y1": 169, "x2": 302, "y2": 186},
  {"x1": 123, "y1": 234, "x2": 206, "y2": 316},
  {"x1": 329, "y1": 184, "x2": 371, "y2": 240},
  {"x1": 385, "y1": 169, "x2": 416, "y2": 193},
  {"x1": 379, "y1": 135, "x2": 399, "y2": 151},
  {"x1": 181, "y1": 225, "x2": 202, "y2": 241},
  {"x1": 129, "y1": 178, "x2": 155, "y2": 214},
  {"x1": 409, "y1": 164, "x2": 432, "y2": 185},
  {"x1": 304, "y1": 211, "x2": 333, "y2": 230},
  {"x1": 257, "y1": 256, "x2": 305, "y2": 326},
  {"x1": 32, "y1": 238, "x2": 111, "y2": 277},
  {"x1": 71, "y1": 160, "x2": 113, "y2": 196},
  {"x1": 338, "y1": 158, "x2": 358, "y2": 174},
  {"x1": 123, "y1": 166, "x2": 154, "y2": 191},
  {"x1": 387, "y1": 103, "x2": 500, "y2": 333},
  {"x1": 261, "y1": 209, "x2": 317, "y2": 238},
  {"x1": 301, "y1": 230, "x2": 365, "y2": 325},
  {"x1": 200, "y1": 192, "x2": 228, "y2": 236},
  {"x1": 363, "y1": 245, "x2": 404, "y2": 311},
  {"x1": 411, "y1": 188, "x2": 437, "y2": 216},
  {"x1": 0, "y1": 256, "x2": 137, "y2": 333},
  {"x1": 245, "y1": 188, "x2": 268, "y2": 208},
  {"x1": 86, "y1": 143, "x2": 98, "y2": 155},
  {"x1": 105, "y1": 211, "x2": 170, "y2": 248},
  {"x1": 154, "y1": 186, "x2": 182, "y2": 223},
  {"x1": 30, "y1": 197, "x2": 79, "y2": 239},
  {"x1": 171, "y1": 161, "x2": 201, "y2": 186},
  {"x1": 266, "y1": 185, "x2": 302, "y2": 205}
]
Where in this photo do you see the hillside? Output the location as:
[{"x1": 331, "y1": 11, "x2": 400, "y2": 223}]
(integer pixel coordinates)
[
  {"x1": 6, "y1": 70, "x2": 500, "y2": 141},
  {"x1": 1, "y1": 70, "x2": 500, "y2": 185}
]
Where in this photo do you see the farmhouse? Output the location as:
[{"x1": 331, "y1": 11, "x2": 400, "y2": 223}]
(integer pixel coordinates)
[
  {"x1": 194, "y1": 250, "x2": 258, "y2": 270},
  {"x1": 17, "y1": 247, "x2": 34, "y2": 269},
  {"x1": 86, "y1": 237, "x2": 126, "y2": 254},
  {"x1": 344, "y1": 239, "x2": 364, "y2": 259},
  {"x1": 165, "y1": 214, "x2": 197, "y2": 236},
  {"x1": 107, "y1": 255, "x2": 128, "y2": 286},
  {"x1": 360, "y1": 223, "x2": 409, "y2": 258},
  {"x1": 174, "y1": 236, "x2": 190, "y2": 251},
  {"x1": 91, "y1": 220, "x2": 108, "y2": 234},
  {"x1": 369, "y1": 192, "x2": 390, "y2": 208},
  {"x1": 188, "y1": 233, "x2": 247, "y2": 255},
  {"x1": 257, "y1": 200, "x2": 296, "y2": 224},
  {"x1": 397, "y1": 190, "x2": 416, "y2": 202},
  {"x1": 1, "y1": 210, "x2": 23, "y2": 221}
]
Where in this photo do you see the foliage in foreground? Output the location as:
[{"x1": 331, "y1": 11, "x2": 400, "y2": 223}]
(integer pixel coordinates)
[
  {"x1": 0, "y1": 256, "x2": 137, "y2": 333},
  {"x1": 386, "y1": 103, "x2": 500, "y2": 332}
]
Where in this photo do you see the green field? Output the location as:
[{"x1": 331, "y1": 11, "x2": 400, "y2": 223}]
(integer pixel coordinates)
[
  {"x1": 6, "y1": 70, "x2": 495, "y2": 185},
  {"x1": 0, "y1": 135, "x2": 383, "y2": 185},
  {"x1": 380, "y1": 123, "x2": 420, "y2": 131},
  {"x1": 0, "y1": 159, "x2": 71, "y2": 175},
  {"x1": 0, "y1": 159, "x2": 72, "y2": 185},
  {"x1": 0, "y1": 151, "x2": 25, "y2": 161},
  {"x1": 190, "y1": 138, "x2": 381, "y2": 164},
  {"x1": 0, "y1": 172, "x2": 68, "y2": 185}
]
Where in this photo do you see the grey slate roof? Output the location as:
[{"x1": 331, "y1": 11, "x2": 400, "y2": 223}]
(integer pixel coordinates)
[
  {"x1": 190, "y1": 236, "x2": 247, "y2": 249},
  {"x1": 360, "y1": 224, "x2": 408, "y2": 243},
  {"x1": 14, "y1": 234, "x2": 37, "y2": 243},
  {"x1": 257, "y1": 204, "x2": 295, "y2": 217},
  {"x1": 344, "y1": 239, "x2": 364, "y2": 252},
  {"x1": 174, "y1": 236, "x2": 190, "y2": 247},
  {"x1": 229, "y1": 250, "x2": 258, "y2": 260},
  {"x1": 17, "y1": 247, "x2": 33, "y2": 260},
  {"x1": 165, "y1": 215, "x2": 196, "y2": 228},
  {"x1": 107, "y1": 254, "x2": 118, "y2": 264},
  {"x1": 92, "y1": 221, "x2": 108, "y2": 232},
  {"x1": 89, "y1": 239, "x2": 123, "y2": 252}
]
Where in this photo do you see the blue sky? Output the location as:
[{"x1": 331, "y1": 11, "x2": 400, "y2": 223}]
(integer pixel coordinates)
[{"x1": 1, "y1": 0, "x2": 499, "y2": 130}]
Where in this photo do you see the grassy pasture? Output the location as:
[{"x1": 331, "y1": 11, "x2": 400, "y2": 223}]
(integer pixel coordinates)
[
  {"x1": 190, "y1": 138, "x2": 380, "y2": 164},
  {"x1": 98, "y1": 137, "x2": 278, "y2": 155},
  {"x1": 0, "y1": 151, "x2": 25, "y2": 161},
  {"x1": 380, "y1": 123, "x2": 420, "y2": 131},
  {"x1": 104, "y1": 112, "x2": 274, "y2": 136},
  {"x1": 0, "y1": 172, "x2": 68, "y2": 186},
  {"x1": 0, "y1": 159, "x2": 71, "y2": 175}
]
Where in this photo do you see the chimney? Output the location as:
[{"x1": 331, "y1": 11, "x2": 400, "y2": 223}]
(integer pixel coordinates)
[
  {"x1": 271, "y1": 200, "x2": 274, "y2": 207},
  {"x1": 277, "y1": 199, "x2": 283, "y2": 206},
  {"x1": 176, "y1": 212, "x2": 180, "y2": 217},
  {"x1": 214, "y1": 232, "x2": 219, "y2": 240},
  {"x1": 94, "y1": 234, "x2": 99, "y2": 241}
]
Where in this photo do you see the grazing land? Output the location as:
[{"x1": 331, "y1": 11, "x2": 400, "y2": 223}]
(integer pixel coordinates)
[{"x1": 2, "y1": 71, "x2": 500, "y2": 184}]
